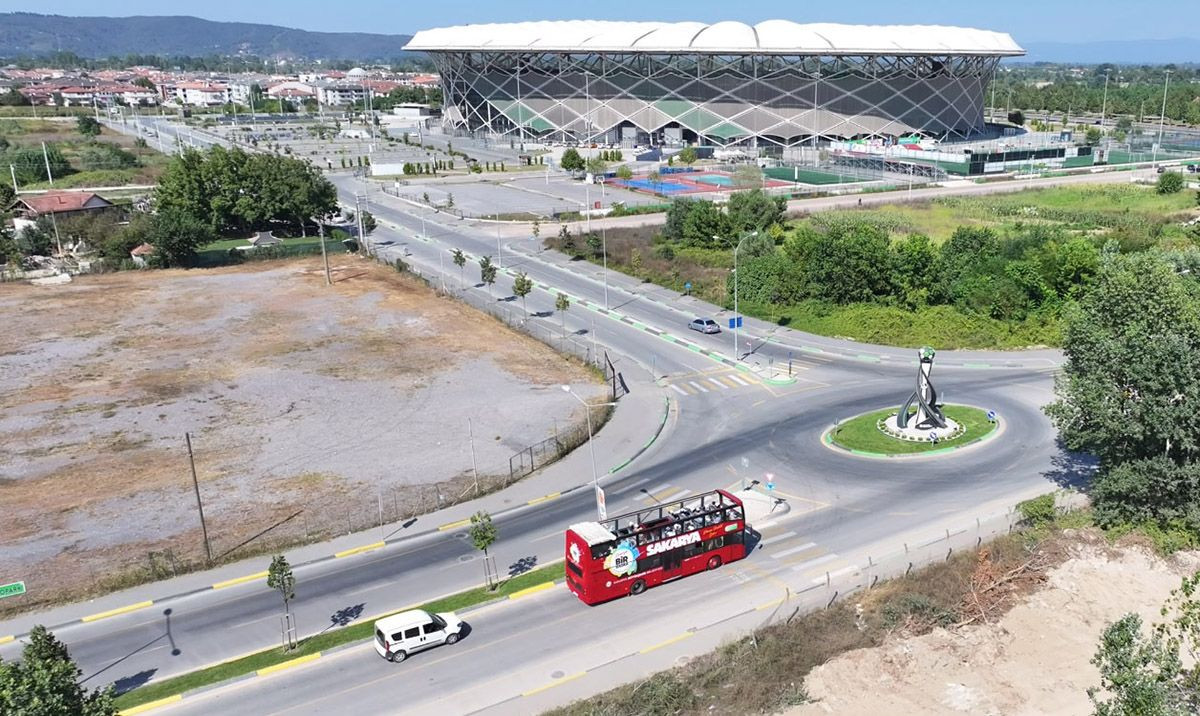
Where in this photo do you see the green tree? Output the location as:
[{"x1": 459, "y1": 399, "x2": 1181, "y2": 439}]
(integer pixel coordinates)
[
  {"x1": 76, "y1": 115, "x2": 102, "y2": 137},
  {"x1": 616, "y1": 165, "x2": 633, "y2": 181},
  {"x1": 468, "y1": 511, "x2": 498, "y2": 589},
  {"x1": 1085, "y1": 127, "x2": 1102, "y2": 146},
  {"x1": 478, "y1": 255, "x2": 497, "y2": 297},
  {"x1": 678, "y1": 146, "x2": 698, "y2": 166},
  {"x1": 585, "y1": 157, "x2": 607, "y2": 177},
  {"x1": 1157, "y1": 171, "x2": 1184, "y2": 194},
  {"x1": 360, "y1": 211, "x2": 377, "y2": 235},
  {"x1": 559, "y1": 224, "x2": 577, "y2": 258},
  {"x1": 726, "y1": 189, "x2": 786, "y2": 234},
  {"x1": 7, "y1": 144, "x2": 72, "y2": 185},
  {"x1": 149, "y1": 209, "x2": 214, "y2": 268},
  {"x1": 267, "y1": 555, "x2": 296, "y2": 619},
  {"x1": 890, "y1": 233, "x2": 939, "y2": 308},
  {"x1": 738, "y1": 230, "x2": 777, "y2": 259},
  {"x1": 451, "y1": 247, "x2": 466, "y2": 289},
  {"x1": 785, "y1": 224, "x2": 893, "y2": 304},
  {"x1": 512, "y1": 272, "x2": 533, "y2": 317},
  {"x1": 0, "y1": 87, "x2": 30, "y2": 106},
  {"x1": 1045, "y1": 254, "x2": 1200, "y2": 528},
  {"x1": 555, "y1": 292, "x2": 570, "y2": 337},
  {"x1": 647, "y1": 170, "x2": 662, "y2": 194},
  {"x1": 560, "y1": 148, "x2": 585, "y2": 172},
  {"x1": 0, "y1": 625, "x2": 117, "y2": 715},
  {"x1": 0, "y1": 182, "x2": 14, "y2": 210},
  {"x1": 586, "y1": 232, "x2": 603, "y2": 259},
  {"x1": 630, "y1": 248, "x2": 643, "y2": 276},
  {"x1": 531, "y1": 217, "x2": 540, "y2": 241}
]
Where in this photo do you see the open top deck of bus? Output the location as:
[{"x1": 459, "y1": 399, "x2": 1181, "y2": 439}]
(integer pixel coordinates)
[{"x1": 567, "y1": 489, "x2": 742, "y2": 547}]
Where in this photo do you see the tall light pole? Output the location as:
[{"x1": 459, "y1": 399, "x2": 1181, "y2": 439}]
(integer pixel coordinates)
[
  {"x1": 1099, "y1": 69, "x2": 1110, "y2": 137},
  {"x1": 714, "y1": 231, "x2": 757, "y2": 362},
  {"x1": 561, "y1": 385, "x2": 615, "y2": 520},
  {"x1": 1153, "y1": 69, "x2": 1172, "y2": 169}
]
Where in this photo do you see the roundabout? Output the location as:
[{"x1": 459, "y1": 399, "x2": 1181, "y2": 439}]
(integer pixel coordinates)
[{"x1": 824, "y1": 404, "x2": 1000, "y2": 457}]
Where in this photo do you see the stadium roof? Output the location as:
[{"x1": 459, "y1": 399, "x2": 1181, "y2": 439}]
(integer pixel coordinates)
[{"x1": 405, "y1": 20, "x2": 1024, "y2": 57}]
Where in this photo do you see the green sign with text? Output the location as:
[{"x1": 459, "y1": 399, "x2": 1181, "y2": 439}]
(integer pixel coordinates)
[{"x1": 0, "y1": 581, "x2": 26, "y2": 599}]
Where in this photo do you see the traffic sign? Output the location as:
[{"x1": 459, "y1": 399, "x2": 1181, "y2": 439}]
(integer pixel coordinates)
[
  {"x1": 0, "y1": 581, "x2": 26, "y2": 600},
  {"x1": 987, "y1": 410, "x2": 997, "y2": 422},
  {"x1": 683, "y1": 282, "x2": 692, "y2": 294},
  {"x1": 728, "y1": 316, "x2": 743, "y2": 329},
  {"x1": 595, "y1": 485, "x2": 607, "y2": 520},
  {"x1": 765, "y1": 473, "x2": 775, "y2": 491}
]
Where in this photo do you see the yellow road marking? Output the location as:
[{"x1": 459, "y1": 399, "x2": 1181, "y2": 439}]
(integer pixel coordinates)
[
  {"x1": 752, "y1": 399, "x2": 767, "y2": 408},
  {"x1": 639, "y1": 631, "x2": 693, "y2": 654},
  {"x1": 81, "y1": 600, "x2": 154, "y2": 623},
  {"x1": 0, "y1": 635, "x2": 13, "y2": 645},
  {"x1": 334, "y1": 541, "x2": 385, "y2": 559},
  {"x1": 527, "y1": 492, "x2": 561, "y2": 506},
  {"x1": 437, "y1": 518, "x2": 471, "y2": 531},
  {"x1": 256, "y1": 652, "x2": 322, "y2": 676},
  {"x1": 508, "y1": 582, "x2": 556, "y2": 600},
  {"x1": 756, "y1": 597, "x2": 785, "y2": 611},
  {"x1": 119, "y1": 694, "x2": 182, "y2": 715},
  {"x1": 521, "y1": 671, "x2": 586, "y2": 696},
  {"x1": 212, "y1": 571, "x2": 268, "y2": 590}
]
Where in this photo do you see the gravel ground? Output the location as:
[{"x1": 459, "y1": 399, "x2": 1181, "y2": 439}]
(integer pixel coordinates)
[{"x1": 0, "y1": 256, "x2": 601, "y2": 607}]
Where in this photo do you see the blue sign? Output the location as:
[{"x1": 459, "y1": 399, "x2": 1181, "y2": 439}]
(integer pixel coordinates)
[
  {"x1": 765, "y1": 473, "x2": 775, "y2": 491},
  {"x1": 987, "y1": 410, "x2": 997, "y2": 422},
  {"x1": 728, "y1": 316, "x2": 743, "y2": 329},
  {"x1": 683, "y1": 282, "x2": 692, "y2": 293}
]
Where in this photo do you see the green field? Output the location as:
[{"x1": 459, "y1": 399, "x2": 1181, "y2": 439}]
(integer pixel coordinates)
[
  {"x1": 828, "y1": 405, "x2": 996, "y2": 455},
  {"x1": 765, "y1": 166, "x2": 870, "y2": 185},
  {"x1": 195, "y1": 235, "x2": 340, "y2": 267}
]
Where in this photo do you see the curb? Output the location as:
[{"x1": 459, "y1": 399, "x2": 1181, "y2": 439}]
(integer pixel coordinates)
[{"x1": 822, "y1": 406, "x2": 1003, "y2": 459}]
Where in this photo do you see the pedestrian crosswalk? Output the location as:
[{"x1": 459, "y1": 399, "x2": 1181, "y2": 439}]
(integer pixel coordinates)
[
  {"x1": 667, "y1": 371, "x2": 760, "y2": 396},
  {"x1": 753, "y1": 524, "x2": 859, "y2": 584}
]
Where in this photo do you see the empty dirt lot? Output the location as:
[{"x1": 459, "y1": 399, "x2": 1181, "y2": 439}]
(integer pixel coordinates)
[{"x1": 0, "y1": 256, "x2": 602, "y2": 610}]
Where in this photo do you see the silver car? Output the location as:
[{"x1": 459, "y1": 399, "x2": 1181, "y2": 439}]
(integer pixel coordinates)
[{"x1": 689, "y1": 318, "x2": 721, "y2": 334}]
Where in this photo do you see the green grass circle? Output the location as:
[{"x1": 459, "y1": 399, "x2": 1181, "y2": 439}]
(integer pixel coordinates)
[{"x1": 827, "y1": 404, "x2": 997, "y2": 456}]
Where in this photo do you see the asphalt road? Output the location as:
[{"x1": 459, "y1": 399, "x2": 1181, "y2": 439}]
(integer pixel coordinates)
[{"x1": 1, "y1": 118, "x2": 1087, "y2": 713}]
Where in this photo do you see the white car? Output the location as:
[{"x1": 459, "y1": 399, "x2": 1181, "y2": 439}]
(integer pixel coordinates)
[{"x1": 373, "y1": 609, "x2": 464, "y2": 662}]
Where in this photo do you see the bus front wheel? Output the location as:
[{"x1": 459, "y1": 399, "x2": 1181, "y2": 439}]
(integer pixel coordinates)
[
  {"x1": 630, "y1": 579, "x2": 646, "y2": 596},
  {"x1": 707, "y1": 556, "x2": 722, "y2": 570}
]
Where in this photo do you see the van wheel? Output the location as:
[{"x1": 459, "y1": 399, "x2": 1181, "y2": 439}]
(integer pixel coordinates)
[
  {"x1": 446, "y1": 633, "x2": 460, "y2": 645},
  {"x1": 707, "y1": 555, "x2": 722, "y2": 570},
  {"x1": 630, "y1": 579, "x2": 646, "y2": 596},
  {"x1": 389, "y1": 650, "x2": 407, "y2": 663}
]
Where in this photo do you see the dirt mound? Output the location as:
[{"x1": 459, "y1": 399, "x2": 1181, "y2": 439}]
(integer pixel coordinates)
[{"x1": 790, "y1": 537, "x2": 1200, "y2": 715}]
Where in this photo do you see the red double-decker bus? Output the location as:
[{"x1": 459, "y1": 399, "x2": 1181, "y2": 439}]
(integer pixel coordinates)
[{"x1": 564, "y1": 488, "x2": 746, "y2": 605}]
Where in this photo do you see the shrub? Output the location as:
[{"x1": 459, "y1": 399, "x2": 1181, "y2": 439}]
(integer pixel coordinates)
[
  {"x1": 1017, "y1": 494, "x2": 1057, "y2": 526},
  {"x1": 1156, "y1": 171, "x2": 1184, "y2": 194}
]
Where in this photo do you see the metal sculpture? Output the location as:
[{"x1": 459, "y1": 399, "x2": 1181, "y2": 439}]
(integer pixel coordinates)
[{"x1": 898, "y1": 346, "x2": 947, "y2": 429}]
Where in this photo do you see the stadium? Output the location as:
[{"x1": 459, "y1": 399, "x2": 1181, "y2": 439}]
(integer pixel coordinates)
[{"x1": 404, "y1": 20, "x2": 1025, "y2": 150}]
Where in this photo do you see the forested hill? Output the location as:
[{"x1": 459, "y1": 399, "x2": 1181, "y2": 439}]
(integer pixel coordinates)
[{"x1": 0, "y1": 12, "x2": 413, "y2": 62}]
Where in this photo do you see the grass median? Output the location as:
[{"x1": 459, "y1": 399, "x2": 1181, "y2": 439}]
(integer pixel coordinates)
[
  {"x1": 113, "y1": 562, "x2": 564, "y2": 710},
  {"x1": 829, "y1": 405, "x2": 996, "y2": 455}
]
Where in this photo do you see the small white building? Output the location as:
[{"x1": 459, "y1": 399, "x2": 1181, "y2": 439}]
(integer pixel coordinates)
[{"x1": 391, "y1": 103, "x2": 434, "y2": 119}]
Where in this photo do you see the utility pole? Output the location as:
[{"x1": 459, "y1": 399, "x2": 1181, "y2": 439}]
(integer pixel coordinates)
[
  {"x1": 467, "y1": 418, "x2": 479, "y2": 495},
  {"x1": 186, "y1": 432, "x2": 213, "y2": 564},
  {"x1": 8, "y1": 164, "x2": 17, "y2": 194},
  {"x1": 355, "y1": 194, "x2": 367, "y2": 256},
  {"x1": 40, "y1": 141, "x2": 54, "y2": 186},
  {"x1": 1099, "y1": 69, "x2": 1110, "y2": 137},
  {"x1": 318, "y1": 217, "x2": 331, "y2": 285}
]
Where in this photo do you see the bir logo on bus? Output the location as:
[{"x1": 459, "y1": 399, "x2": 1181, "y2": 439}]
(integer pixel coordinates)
[
  {"x1": 604, "y1": 539, "x2": 638, "y2": 577},
  {"x1": 568, "y1": 541, "x2": 582, "y2": 565}
]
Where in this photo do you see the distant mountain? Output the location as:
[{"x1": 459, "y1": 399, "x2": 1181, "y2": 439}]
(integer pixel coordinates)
[
  {"x1": 1019, "y1": 38, "x2": 1200, "y2": 65},
  {"x1": 0, "y1": 12, "x2": 413, "y2": 62}
]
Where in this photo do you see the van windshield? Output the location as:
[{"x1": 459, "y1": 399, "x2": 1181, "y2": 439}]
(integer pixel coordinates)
[{"x1": 432, "y1": 614, "x2": 446, "y2": 628}]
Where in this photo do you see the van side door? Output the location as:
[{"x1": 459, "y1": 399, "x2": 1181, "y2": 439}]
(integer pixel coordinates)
[
  {"x1": 401, "y1": 626, "x2": 420, "y2": 652},
  {"x1": 420, "y1": 618, "x2": 446, "y2": 649}
]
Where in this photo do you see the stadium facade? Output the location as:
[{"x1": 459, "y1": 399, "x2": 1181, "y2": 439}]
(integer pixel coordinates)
[{"x1": 405, "y1": 21, "x2": 1024, "y2": 149}]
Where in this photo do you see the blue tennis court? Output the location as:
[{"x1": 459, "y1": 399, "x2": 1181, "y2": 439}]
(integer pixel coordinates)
[{"x1": 620, "y1": 178, "x2": 695, "y2": 194}]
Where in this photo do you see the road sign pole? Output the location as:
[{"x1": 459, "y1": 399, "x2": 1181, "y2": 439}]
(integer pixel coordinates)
[{"x1": 186, "y1": 432, "x2": 212, "y2": 565}]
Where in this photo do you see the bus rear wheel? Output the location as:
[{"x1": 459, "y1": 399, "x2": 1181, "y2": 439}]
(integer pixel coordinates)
[
  {"x1": 707, "y1": 555, "x2": 722, "y2": 570},
  {"x1": 630, "y1": 579, "x2": 646, "y2": 596}
]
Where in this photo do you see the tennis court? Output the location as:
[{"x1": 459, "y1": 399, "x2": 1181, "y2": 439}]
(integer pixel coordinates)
[
  {"x1": 614, "y1": 170, "x2": 792, "y2": 196},
  {"x1": 620, "y1": 178, "x2": 697, "y2": 194}
]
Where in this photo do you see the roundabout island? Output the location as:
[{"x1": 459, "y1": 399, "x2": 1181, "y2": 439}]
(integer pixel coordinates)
[{"x1": 825, "y1": 347, "x2": 1000, "y2": 457}]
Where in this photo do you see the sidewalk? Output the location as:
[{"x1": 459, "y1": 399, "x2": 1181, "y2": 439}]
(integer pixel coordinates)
[{"x1": 0, "y1": 370, "x2": 671, "y2": 639}]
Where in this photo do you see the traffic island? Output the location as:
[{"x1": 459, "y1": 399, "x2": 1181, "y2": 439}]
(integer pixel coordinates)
[{"x1": 824, "y1": 405, "x2": 999, "y2": 458}]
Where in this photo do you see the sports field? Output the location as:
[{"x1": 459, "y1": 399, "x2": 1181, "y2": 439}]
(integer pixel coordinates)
[
  {"x1": 614, "y1": 170, "x2": 791, "y2": 196},
  {"x1": 764, "y1": 166, "x2": 870, "y2": 185}
]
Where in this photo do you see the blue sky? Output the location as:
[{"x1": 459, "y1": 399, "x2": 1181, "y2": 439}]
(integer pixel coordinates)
[{"x1": 1, "y1": 0, "x2": 1197, "y2": 43}]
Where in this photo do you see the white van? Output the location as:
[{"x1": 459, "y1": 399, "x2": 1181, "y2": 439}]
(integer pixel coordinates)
[{"x1": 373, "y1": 609, "x2": 464, "y2": 662}]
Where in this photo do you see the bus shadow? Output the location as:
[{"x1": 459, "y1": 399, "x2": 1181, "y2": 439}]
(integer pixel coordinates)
[{"x1": 743, "y1": 528, "x2": 765, "y2": 555}]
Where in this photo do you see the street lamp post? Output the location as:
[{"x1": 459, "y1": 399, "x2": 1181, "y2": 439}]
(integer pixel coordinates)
[
  {"x1": 561, "y1": 385, "x2": 616, "y2": 520},
  {"x1": 1099, "y1": 69, "x2": 1110, "y2": 137},
  {"x1": 1153, "y1": 69, "x2": 1172, "y2": 169},
  {"x1": 713, "y1": 231, "x2": 757, "y2": 362}
]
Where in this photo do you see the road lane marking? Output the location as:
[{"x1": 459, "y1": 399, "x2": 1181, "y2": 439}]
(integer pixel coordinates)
[
  {"x1": 709, "y1": 378, "x2": 730, "y2": 389},
  {"x1": 813, "y1": 565, "x2": 860, "y2": 584},
  {"x1": 521, "y1": 671, "x2": 586, "y2": 696},
  {"x1": 757, "y1": 531, "x2": 798, "y2": 547},
  {"x1": 772, "y1": 542, "x2": 818, "y2": 558},
  {"x1": 212, "y1": 571, "x2": 268, "y2": 590},
  {"x1": 81, "y1": 600, "x2": 154, "y2": 623},
  {"x1": 437, "y1": 518, "x2": 471, "y2": 531},
  {"x1": 687, "y1": 381, "x2": 708, "y2": 393},
  {"x1": 0, "y1": 635, "x2": 12, "y2": 645},
  {"x1": 119, "y1": 694, "x2": 181, "y2": 715},
  {"x1": 728, "y1": 374, "x2": 749, "y2": 386},
  {"x1": 669, "y1": 384, "x2": 688, "y2": 396},
  {"x1": 790, "y1": 554, "x2": 840, "y2": 572},
  {"x1": 639, "y1": 631, "x2": 693, "y2": 654},
  {"x1": 508, "y1": 582, "x2": 556, "y2": 600},
  {"x1": 526, "y1": 492, "x2": 561, "y2": 506},
  {"x1": 335, "y1": 541, "x2": 385, "y2": 559},
  {"x1": 256, "y1": 652, "x2": 322, "y2": 676}
]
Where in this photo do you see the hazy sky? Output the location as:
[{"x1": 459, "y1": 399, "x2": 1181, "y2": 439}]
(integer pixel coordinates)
[{"x1": 1, "y1": 0, "x2": 1197, "y2": 43}]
